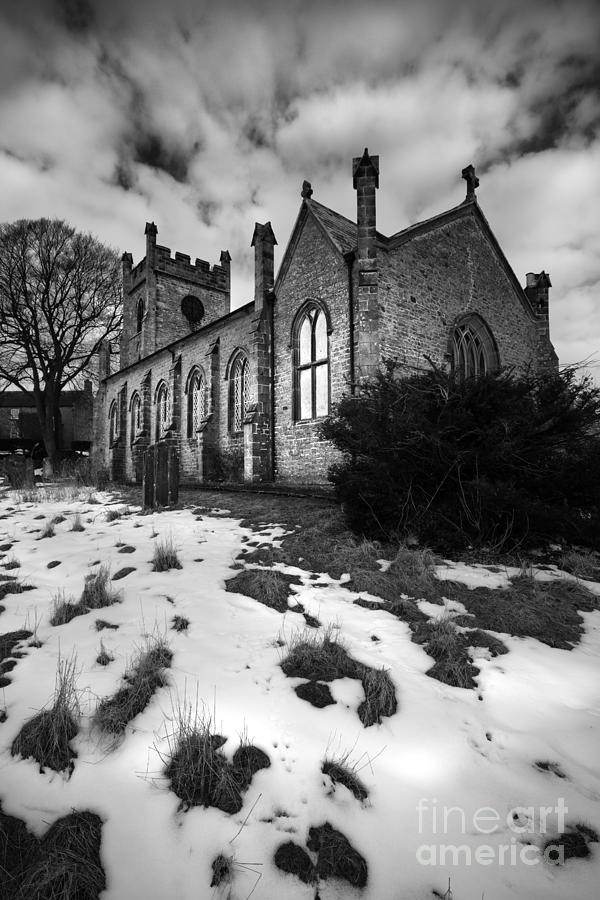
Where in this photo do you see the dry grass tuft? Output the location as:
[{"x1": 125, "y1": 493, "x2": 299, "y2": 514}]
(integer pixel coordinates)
[
  {"x1": 558, "y1": 549, "x2": 600, "y2": 581},
  {"x1": 162, "y1": 702, "x2": 270, "y2": 814},
  {"x1": 0, "y1": 579, "x2": 35, "y2": 602},
  {"x1": 417, "y1": 614, "x2": 480, "y2": 689},
  {"x1": 81, "y1": 565, "x2": 121, "y2": 610},
  {"x1": 322, "y1": 755, "x2": 369, "y2": 802},
  {"x1": 0, "y1": 629, "x2": 33, "y2": 688},
  {"x1": 95, "y1": 641, "x2": 114, "y2": 666},
  {"x1": 358, "y1": 666, "x2": 397, "y2": 726},
  {"x1": 152, "y1": 535, "x2": 182, "y2": 572},
  {"x1": 281, "y1": 627, "x2": 397, "y2": 726},
  {"x1": 50, "y1": 591, "x2": 83, "y2": 627},
  {"x1": 105, "y1": 508, "x2": 122, "y2": 523},
  {"x1": 11, "y1": 655, "x2": 79, "y2": 775},
  {"x1": 16, "y1": 810, "x2": 105, "y2": 900},
  {"x1": 71, "y1": 512, "x2": 85, "y2": 532},
  {"x1": 94, "y1": 637, "x2": 172, "y2": 734},
  {"x1": 307, "y1": 822, "x2": 368, "y2": 888},
  {"x1": 1, "y1": 554, "x2": 20, "y2": 570},
  {"x1": 281, "y1": 627, "x2": 358, "y2": 682},
  {"x1": 38, "y1": 520, "x2": 56, "y2": 539},
  {"x1": 225, "y1": 568, "x2": 302, "y2": 613},
  {"x1": 451, "y1": 572, "x2": 599, "y2": 649}
]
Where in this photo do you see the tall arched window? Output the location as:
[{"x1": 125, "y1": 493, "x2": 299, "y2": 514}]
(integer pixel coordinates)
[
  {"x1": 293, "y1": 303, "x2": 329, "y2": 420},
  {"x1": 155, "y1": 381, "x2": 170, "y2": 440},
  {"x1": 187, "y1": 368, "x2": 206, "y2": 437},
  {"x1": 109, "y1": 400, "x2": 119, "y2": 445},
  {"x1": 136, "y1": 299, "x2": 144, "y2": 334},
  {"x1": 130, "y1": 392, "x2": 141, "y2": 443},
  {"x1": 451, "y1": 315, "x2": 499, "y2": 380},
  {"x1": 228, "y1": 352, "x2": 249, "y2": 433}
]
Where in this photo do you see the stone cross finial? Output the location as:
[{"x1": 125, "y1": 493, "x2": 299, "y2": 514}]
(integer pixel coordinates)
[
  {"x1": 301, "y1": 180, "x2": 313, "y2": 199},
  {"x1": 461, "y1": 164, "x2": 479, "y2": 200}
]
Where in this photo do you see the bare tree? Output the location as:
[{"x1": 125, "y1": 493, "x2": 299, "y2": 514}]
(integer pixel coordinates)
[{"x1": 0, "y1": 218, "x2": 121, "y2": 471}]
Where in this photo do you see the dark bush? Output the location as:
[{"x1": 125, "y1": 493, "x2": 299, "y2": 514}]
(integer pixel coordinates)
[{"x1": 321, "y1": 362, "x2": 600, "y2": 551}]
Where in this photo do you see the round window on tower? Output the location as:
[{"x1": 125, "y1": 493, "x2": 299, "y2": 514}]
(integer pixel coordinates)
[{"x1": 181, "y1": 295, "x2": 204, "y2": 327}]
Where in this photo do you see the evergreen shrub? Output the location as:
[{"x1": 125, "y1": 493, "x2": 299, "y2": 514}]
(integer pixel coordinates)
[{"x1": 320, "y1": 363, "x2": 600, "y2": 551}]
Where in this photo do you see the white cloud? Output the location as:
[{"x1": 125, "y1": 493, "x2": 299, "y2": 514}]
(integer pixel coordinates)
[{"x1": 0, "y1": 0, "x2": 599, "y2": 368}]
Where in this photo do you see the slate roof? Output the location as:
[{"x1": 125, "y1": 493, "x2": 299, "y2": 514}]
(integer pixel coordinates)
[{"x1": 307, "y1": 200, "x2": 358, "y2": 254}]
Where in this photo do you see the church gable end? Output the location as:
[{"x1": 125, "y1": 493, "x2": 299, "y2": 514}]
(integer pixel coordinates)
[
  {"x1": 379, "y1": 208, "x2": 552, "y2": 374},
  {"x1": 272, "y1": 202, "x2": 351, "y2": 483}
]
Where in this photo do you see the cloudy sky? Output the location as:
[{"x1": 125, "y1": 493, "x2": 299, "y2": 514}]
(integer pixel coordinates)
[{"x1": 1, "y1": 0, "x2": 599, "y2": 371}]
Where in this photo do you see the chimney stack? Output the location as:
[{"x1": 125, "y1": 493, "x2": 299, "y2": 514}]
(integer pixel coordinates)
[
  {"x1": 352, "y1": 149, "x2": 380, "y2": 378},
  {"x1": 122, "y1": 251, "x2": 133, "y2": 293},
  {"x1": 98, "y1": 341, "x2": 111, "y2": 383},
  {"x1": 525, "y1": 271, "x2": 551, "y2": 314},
  {"x1": 251, "y1": 222, "x2": 277, "y2": 312}
]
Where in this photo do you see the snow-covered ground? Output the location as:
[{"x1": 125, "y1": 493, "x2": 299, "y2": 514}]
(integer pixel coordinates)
[{"x1": 0, "y1": 488, "x2": 599, "y2": 900}]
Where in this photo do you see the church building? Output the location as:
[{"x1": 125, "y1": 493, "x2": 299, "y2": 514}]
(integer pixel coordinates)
[{"x1": 93, "y1": 150, "x2": 557, "y2": 486}]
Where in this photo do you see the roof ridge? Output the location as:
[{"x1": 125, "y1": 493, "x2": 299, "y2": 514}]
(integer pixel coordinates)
[{"x1": 388, "y1": 200, "x2": 471, "y2": 243}]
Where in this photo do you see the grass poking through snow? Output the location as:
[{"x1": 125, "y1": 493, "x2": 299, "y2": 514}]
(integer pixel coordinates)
[
  {"x1": 161, "y1": 701, "x2": 271, "y2": 814},
  {"x1": 225, "y1": 568, "x2": 302, "y2": 613},
  {"x1": 96, "y1": 641, "x2": 114, "y2": 666},
  {"x1": 280, "y1": 627, "x2": 397, "y2": 726},
  {"x1": 71, "y1": 512, "x2": 85, "y2": 532},
  {"x1": 11, "y1": 655, "x2": 79, "y2": 775},
  {"x1": 152, "y1": 535, "x2": 182, "y2": 572},
  {"x1": 0, "y1": 806, "x2": 105, "y2": 900},
  {"x1": 93, "y1": 636, "x2": 172, "y2": 734},
  {"x1": 50, "y1": 567, "x2": 121, "y2": 627}
]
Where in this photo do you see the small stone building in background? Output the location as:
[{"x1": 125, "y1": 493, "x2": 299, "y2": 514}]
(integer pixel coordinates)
[
  {"x1": 0, "y1": 384, "x2": 93, "y2": 455},
  {"x1": 93, "y1": 150, "x2": 557, "y2": 486}
]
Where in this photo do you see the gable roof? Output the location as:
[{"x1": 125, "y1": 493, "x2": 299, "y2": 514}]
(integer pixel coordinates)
[
  {"x1": 307, "y1": 200, "x2": 357, "y2": 254},
  {"x1": 274, "y1": 192, "x2": 537, "y2": 321}
]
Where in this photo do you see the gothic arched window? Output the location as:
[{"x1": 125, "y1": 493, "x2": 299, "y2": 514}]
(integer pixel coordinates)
[
  {"x1": 293, "y1": 303, "x2": 330, "y2": 420},
  {"x1": 155, "y1": 381, "x2": 170, "y2": 440},
  {"x1": 130, "y1": 392, "x2": 142, "y2": 443},
  {"x1": 228, "y1": 352, "x2": 249, "y2": 433},
  {"x1": 109, "y1": 400, "x2": 119, "y2": 445},
  {"x1": 136, "y1": 299, "x2": 144, "y2": 334},
  {"x1": 187, "y1": 368, "x2": 206, "y2": 437},
  {"x1": 451, "y1": 315, "x2": 499, "y2": 380}
]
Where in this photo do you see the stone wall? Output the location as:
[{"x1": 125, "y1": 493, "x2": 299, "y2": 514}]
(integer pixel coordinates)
[
  {"x1": 98, "y1": 303, "x2": 263, "y2": 485},
  {"x1": 272, "y1": 214, "x2": 350, "y2": 483},
  {"x1": 378, "y1": 211, "x2": 546, "y2": 373}
]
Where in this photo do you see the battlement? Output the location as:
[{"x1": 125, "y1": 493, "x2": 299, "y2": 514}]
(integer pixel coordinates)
[{"x1": 129, "y1": 246, "x2": 229, "y2": 293}]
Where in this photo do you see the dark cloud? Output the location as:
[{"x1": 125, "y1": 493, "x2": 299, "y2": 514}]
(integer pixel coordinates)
[
  {"x1": 112, "y1": 159, "x2": 135, "y2": 191},
  {"x1": 1, "y1": 0, "x2": 599, "y2": 370},
  {"x1": 55, "y1": 0, "x2": 95, "y2": 33},
  {"x1": 132, "y1": 133, "x2": 190, "y2": 183}
]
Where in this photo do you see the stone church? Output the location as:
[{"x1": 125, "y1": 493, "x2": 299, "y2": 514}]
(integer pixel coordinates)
[{"x1": 93, "y1": 149, "x2": 557, "y2": 486}]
